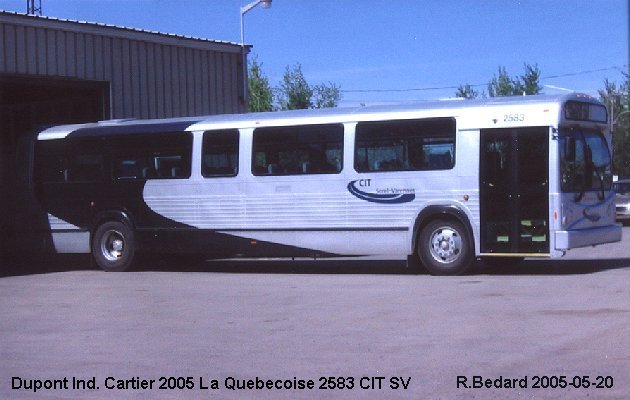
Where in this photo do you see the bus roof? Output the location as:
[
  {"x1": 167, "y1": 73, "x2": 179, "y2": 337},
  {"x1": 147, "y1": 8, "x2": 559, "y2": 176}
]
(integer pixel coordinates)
[{"x1": 37, "y1": 93, "x2": 604, "y2": 140}]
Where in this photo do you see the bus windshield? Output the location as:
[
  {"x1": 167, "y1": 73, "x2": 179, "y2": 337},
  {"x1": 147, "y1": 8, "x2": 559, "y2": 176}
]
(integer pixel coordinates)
[{"x1": 559, "y1": 129, "x2": 612, "y2": 195}]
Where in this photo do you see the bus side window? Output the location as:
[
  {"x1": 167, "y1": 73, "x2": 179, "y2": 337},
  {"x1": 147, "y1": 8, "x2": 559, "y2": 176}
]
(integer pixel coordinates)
[
  {"x1": 110, "y1": 132, "x2": 192, "y2": 180},
  {"x1": 252, "y1": 124, "x2": 343, "y2": 176},
  {"x1": 115, "y1": 159, "x2": 139, "y2": 180},
  {"x1": 71, "y1": 154, "x2": 104, "y2": 181},
  {"x1": 154, "y1": 155, "x2": 186, "y2": 178},
  {"x1": 355, "y1": 118, "x2": 455, "y2": 172},
  {"x1": 202, "y1": 129, "x2": 239, "y2": 177}
]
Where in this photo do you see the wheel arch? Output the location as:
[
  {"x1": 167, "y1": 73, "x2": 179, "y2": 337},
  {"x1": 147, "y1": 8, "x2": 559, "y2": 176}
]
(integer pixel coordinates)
[
  {"x1": 91, "y1": 210, "x2": 135, "y2": 237},
  {"x1": 411, "y1": 204, "x2": 476, "y2": 255}
]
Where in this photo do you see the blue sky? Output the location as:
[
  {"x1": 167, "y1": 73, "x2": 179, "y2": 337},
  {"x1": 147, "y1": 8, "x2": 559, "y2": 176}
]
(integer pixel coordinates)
[{"x1": 2, "y1": 0, "x2": 628, "y2": 107}]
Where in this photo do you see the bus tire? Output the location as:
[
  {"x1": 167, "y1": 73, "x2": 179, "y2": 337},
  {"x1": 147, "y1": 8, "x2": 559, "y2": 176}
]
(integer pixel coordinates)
[
  {"x1": 416, "y1": 219, "x2": 472, "y2": 276},
  {"x1": 92, "y1": 221, "x2": 136, "y2": 272}
]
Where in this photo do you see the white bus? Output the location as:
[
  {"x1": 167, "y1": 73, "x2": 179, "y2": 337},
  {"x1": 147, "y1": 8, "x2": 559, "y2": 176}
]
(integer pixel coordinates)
[{"x1": 34, "y1": 93, "x2": 621, "y2": 274}]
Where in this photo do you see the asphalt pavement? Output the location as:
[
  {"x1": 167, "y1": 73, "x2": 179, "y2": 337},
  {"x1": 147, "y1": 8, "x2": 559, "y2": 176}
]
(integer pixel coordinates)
[{"x1": 1, "y1": 227, "x2": 629, "y2": 400}]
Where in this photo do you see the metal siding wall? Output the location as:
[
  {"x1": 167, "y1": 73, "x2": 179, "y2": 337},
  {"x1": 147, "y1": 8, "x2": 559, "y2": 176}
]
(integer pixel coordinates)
[
  {"x1": 75, "y1": 32, "x2": 85, "y2": 79},
  {"x1": 5, "y1": 25, "x2": 17, "y2": 72},
  {"x1": 85, "y1": 34, "x2": 95, "y2": 79},
  {"x1": 161, "y1": 44, "x2": 172, "y2": 117},
  {"x1": 194, "y1": 50, "x2": 202, "y2": 115},
  {"x1": 169, "y1": 46, "x2": 179, "y2": 118},
  {"x1": 102, "y1": 37, "x2": 112, "y2": 80},
  {"x1": 215, "y1": 52, "x2": 225, "y2": 114},
  {"x1": 15, "y1": 25, "x2": 26, "y2": 72},
  {"x1": 146, "y1": 43, "x2": 154, "y2": 118},
  {"x1": 186, "y1": 48, "x2": 195, "y2": 115},
  {"x1": 56, "y1": 30, "x2": 66, "y2": 76},
  {"x1": 224, "y1": 53, "x2": 232, "y2": 114},
  {"x1": 35, "y1": 29, "x2": 45, "y2": 74},
  {"x1": 123, "y1": 40, "x2": 135, "y2": 118},
  {"x1": 0, "y1": 25, "x2": 3, "y2": 71},
  {"x1": 208, "y1": 51, "x2": 218, "y2": 114},
  {"x1": 200, "y1": 50, "x2": 209, "y2": 114},
  {"x1": 130, "y1": 40, "x2": 140, "y2": 117},
  {"x1": 1, "y1": 17, "x2": 244, "y2": 118},
  {"x1": 230, "y1": 53, "x2": 239, "y2": 113},
  {"x1": 93, "y1": 35, "x2": 103, "y2": 80},
  {"x1": 154, "y1": 43, "x2": 165, "y2": 117},
  {"x1": 111, "y1": 38, "x2": 123, "y2": 117},
  {"x1": 64, "y1": 30, "x2": 75, "y2": 76},
  {"x1": 179, "y1": 47, "x2": 188, "y2": 116},
  {"x1": 47, "y1": 29, "x2": 57, "y2": 75}
]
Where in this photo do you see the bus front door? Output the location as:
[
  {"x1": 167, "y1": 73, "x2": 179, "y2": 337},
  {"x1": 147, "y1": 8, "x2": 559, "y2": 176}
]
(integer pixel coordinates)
[{"x1": 480, "y1": 127, "x2": 550, "y2": 255}]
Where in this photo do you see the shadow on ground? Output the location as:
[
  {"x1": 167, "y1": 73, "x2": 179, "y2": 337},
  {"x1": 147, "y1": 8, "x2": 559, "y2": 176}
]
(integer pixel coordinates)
[{"x1": 2, "y1": 253, "x2": 629, "y2": 277}]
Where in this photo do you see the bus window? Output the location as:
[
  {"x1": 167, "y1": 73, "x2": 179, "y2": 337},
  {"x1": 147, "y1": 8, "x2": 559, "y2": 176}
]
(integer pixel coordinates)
[
  {"x1": 355, "y1": 118, "x2": 455, "y2": 172},
  {"x1": 109, "y1": 132, "x2": 192, "y2": 180},
  {"x1": 35, "y1": 138, "x2": 104, "y2": 183},
  {"x1": 35, "y1": 140, "x2": 68, "y2": 182},
  {"x1": 559, "y1": 129, "x2": 612, "y2": 193},
  {"x1": 71, "y1": 154, "x2": 104, "y2": 181},
  {"x1": 202, "y1": 130, "x2": 239, "y2": 177},
  {"x1": 252, "y1": 124, "x2": 343, "y2": 176}
]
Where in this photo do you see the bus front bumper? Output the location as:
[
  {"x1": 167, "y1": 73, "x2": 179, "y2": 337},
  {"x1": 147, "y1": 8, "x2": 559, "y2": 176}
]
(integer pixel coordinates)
[{"x1": 555, "y1": 224, "x2": 622, "y2": 250}]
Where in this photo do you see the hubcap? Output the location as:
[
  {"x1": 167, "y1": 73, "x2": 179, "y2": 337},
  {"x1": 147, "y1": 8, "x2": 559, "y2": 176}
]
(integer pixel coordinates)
[
  {"x1": 100, "y1": 230, "x2": 125, "y2": 261},
  {"x1": 428, "y1": 226, "x2": 462, "y2": 264}
]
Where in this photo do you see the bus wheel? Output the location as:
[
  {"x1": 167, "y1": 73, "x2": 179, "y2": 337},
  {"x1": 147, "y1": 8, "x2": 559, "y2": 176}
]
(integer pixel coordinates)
[
  {"x1": 92, "y1": 221, "x2": 135, "y2": 272},
  {"x1": 417, "y1": 219, "x2": 472, "y2": 275}
]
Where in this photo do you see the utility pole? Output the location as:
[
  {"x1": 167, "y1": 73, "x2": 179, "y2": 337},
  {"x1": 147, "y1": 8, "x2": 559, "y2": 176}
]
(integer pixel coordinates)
[
  {"x1": 26, "y1": 0, "x2": 42, "y2": 16},
  {"x1": 239, "y1": 0, "x2": 272, "y2": 112}
]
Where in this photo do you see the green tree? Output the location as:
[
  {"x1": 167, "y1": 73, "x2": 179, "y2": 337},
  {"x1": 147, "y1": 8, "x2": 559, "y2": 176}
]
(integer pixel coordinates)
[
  {"x1": 313, "y1": 82, "x2": 341, "y2": 108},
  {"x1": 247, "y1": 56, "x2": 274, "y2": 112},
  {"x1": 520, "y1": 63, "x2": 542, "y2": 95},
  {"x1": 488, "y1": 66, "x2": 522, "y2": 97},
  {"x1": 249, "y1": 60, "x2": 342, "y2": 111},
  {"x1": 486, "y1": 64, "x2": 542, "y2": 97},
  {"x1": 599, "y1": 71, "x2": 630, "y2": 178},
  {"x1": 277, "y1": 63, "x2": 313, "y2": 110},
  {"x1": 455, "y1": 84, "x2": 479, "y2": 99}
]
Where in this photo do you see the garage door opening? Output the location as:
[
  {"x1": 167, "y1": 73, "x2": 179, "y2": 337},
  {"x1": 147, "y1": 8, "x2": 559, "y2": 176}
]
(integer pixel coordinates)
[{"x1": 0, "y1": 75, "x2": 109, "y2": 271}]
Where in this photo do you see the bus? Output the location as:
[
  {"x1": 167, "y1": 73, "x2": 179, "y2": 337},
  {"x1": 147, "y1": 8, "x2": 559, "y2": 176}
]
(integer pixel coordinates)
[{"x1": 33, "y1": 93, "x2": 622, "y2": 274}]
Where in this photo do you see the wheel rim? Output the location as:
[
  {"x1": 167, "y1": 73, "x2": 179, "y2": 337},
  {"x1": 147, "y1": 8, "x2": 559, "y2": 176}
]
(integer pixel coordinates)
[
  {"x1": 428, "y1": 226, "x2": 462, "y2": 264},
  {"x1": 100, "y1": 229, "x2": 125, "y2": 261}
]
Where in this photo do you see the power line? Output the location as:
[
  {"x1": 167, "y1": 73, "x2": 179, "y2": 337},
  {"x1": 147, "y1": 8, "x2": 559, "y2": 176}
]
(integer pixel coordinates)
[
  {"x1": 340, "y1": 65, "x2": 628, "y2": 94},
  {"x1": 543, "y1": 65, "x2": 628, "y2": 81}
]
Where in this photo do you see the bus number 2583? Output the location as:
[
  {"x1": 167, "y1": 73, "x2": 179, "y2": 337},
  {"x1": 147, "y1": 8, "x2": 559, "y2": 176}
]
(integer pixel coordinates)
[{"x1": 504, "y1": 113, "x2": 525, "y2": 122}]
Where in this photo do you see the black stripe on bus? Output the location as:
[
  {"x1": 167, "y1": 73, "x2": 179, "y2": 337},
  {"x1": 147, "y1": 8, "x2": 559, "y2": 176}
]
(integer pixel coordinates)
[{"x1": 67, "y1": 120, "x2": 200, "y2": 138}]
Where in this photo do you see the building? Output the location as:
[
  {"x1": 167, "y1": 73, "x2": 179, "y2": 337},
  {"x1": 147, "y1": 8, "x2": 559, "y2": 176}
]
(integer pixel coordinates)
[{"x1": 0, "y1": 11, "x2": 249, "y2": 261}]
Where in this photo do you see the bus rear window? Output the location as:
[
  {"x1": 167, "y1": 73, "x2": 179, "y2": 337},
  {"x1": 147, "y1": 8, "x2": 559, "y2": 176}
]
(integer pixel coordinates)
[{"x1": 35, "y1": 139, "x2": 104, "y2": 183}]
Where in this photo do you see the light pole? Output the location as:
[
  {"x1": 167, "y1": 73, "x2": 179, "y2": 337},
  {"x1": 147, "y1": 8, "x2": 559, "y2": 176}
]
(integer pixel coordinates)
[
  {"x1": 613, "y1": 108, "x2": 630, "y2": 178},
  {"x1": 240, "y1": 0, "x2": 272, "y2": 112}
]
